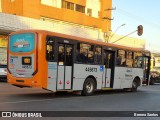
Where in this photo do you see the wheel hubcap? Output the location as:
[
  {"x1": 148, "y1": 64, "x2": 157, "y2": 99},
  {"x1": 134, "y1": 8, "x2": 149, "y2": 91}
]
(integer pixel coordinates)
[
  {"x1": 133, "y1": 82, "x2": 137, "y2": 88},
  {"x1": 86, "y1": 81, "x2": 93, "y2": 93}
]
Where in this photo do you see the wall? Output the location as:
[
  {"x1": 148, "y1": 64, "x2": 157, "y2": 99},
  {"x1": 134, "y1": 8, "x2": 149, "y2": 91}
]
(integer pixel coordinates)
[
  {"x1": 0, "y1": 12, "x2": 145, "y2": 49},
  {"x1": 100, "y1": 0, "x2": 112, "y2": 31},
  {"x1": 0, "y1": 12, "x2": 103, "y2": 41},
  {"x1": 1, "y1": 0, "x2": 23, "y2": 15},
  {"x1": 40, "y1": 4, "x2": 103, "y2": 30},
  {"x1": 86, "y1": 0, "x2": 100, "y2": 18},
  {"x1": 0, "y1": 0, "x2": 2, "y2": 12},
  {"x1": 110, "y1": 33, "x2": 145, "y2": 48},
  {"x1": 22, "y1": 0, "x2": 40, "y2": 19},
  {"x1": 1, "y1": 0, "x2": 112, "y2": 32}
]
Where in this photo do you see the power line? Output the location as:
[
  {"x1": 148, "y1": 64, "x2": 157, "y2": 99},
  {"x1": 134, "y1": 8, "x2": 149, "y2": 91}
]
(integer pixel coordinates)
[{"x1": 113, "y1": 7, "x2": 160, "y2": 29}]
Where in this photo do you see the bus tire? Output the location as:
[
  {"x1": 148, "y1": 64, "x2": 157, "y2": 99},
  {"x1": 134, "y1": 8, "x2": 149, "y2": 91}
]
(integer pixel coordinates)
[
  {"x1": 131, "y1": 80, "x2": 138, "y2": 92},
  {"x1": 150, "y1": 77, "x2": 155, "y2": 85},
  {"x1": 82, "y1": 78, "x2": 96, "y2": 96}
]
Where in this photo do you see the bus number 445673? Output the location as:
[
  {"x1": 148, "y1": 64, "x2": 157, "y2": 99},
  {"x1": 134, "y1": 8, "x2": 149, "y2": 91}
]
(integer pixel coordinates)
[{"x1": 85, "y1": 67, "x2": 97, "y2": 72}]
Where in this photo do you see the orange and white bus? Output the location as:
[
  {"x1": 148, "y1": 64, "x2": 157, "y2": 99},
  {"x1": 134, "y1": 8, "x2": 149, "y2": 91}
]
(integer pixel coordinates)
[{"x1": 7, "y1": 30, "x2": 150, "y2": 96}]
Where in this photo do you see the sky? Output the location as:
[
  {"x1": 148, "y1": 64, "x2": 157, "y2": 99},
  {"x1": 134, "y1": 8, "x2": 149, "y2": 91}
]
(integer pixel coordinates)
[{"x1": 112, "y1": 0, "x2": 160, "y2": 52}]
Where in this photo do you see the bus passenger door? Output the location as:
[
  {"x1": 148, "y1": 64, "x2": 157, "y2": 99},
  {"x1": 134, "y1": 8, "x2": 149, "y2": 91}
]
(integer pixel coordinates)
[
  {"x1": 57, "y1": 44, "x2": 73, "y2": 90},
  {"x1": 103, "y1": 50, "x2": 115, "y2": 88},
  {"x1": 143, "y1": 56, "x2": 150, "y2": 85}
]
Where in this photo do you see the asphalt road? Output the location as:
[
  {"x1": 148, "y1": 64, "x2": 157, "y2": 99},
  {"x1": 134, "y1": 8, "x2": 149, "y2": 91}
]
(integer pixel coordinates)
[{"x1": 1, "y1": 82, "x2": 160, "y2": 119}]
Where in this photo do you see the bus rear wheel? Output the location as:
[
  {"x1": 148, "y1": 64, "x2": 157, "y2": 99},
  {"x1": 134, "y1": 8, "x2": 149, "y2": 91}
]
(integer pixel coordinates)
[
  {"x1": 82, "y1": 78, "x2": 96, "y2": 96},
  {"x1": 131, "y1": 80, "x2": 138, "y2": 92}
]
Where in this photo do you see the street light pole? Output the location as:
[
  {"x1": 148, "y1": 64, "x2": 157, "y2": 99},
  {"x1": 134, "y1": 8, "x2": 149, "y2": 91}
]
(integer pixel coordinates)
[
  {"x1": 111, "y1": 25, "x2": 143, "y2": 44},
  {"x1": 112, "y1": 30, "x2": 137, "y2": 44},
  {"x1": 110, "y1": 24, "x2": 126, "y2": 40}
]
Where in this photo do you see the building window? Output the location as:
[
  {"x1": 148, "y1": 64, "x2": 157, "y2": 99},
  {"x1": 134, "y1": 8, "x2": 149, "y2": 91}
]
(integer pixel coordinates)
[
  {"x1": 41, "y1": 0, "x2": 57, "y2": 7},
  {"x1": 75, "y1": 4, "x2": 85, "y2": 13},
  {"x1": 10, "y1": 0, "x2": 15, "y2": 2},
  {"x1": 62, "y1": 0, "x2": 74, "y2": 10},
  {"x1": 98, "y1": 11, "x2": 100, "y2": 17},
  {"x1": 87, "y1": 8, "x2": 92, "y2": 16}
]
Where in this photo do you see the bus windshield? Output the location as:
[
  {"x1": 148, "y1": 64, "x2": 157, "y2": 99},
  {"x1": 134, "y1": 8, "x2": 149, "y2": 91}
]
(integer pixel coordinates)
[{"x1": 9, "y1": 33, "x2": 35, "y2": 53}]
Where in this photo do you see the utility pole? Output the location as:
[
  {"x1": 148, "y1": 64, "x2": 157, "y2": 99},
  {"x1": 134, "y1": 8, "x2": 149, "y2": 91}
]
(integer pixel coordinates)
[
  {"x1": 110, "y1": 24, "x2": 126, "y2": 42},
  {"x1": 111, "y1": 25, "x2": 143, "y2": 44}
]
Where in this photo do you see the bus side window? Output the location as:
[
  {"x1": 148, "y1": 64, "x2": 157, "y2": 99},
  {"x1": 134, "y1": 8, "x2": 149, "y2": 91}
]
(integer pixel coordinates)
[
  {"x1": 133, "y1": 52, "x2": 143, "y2": 68},
  {"x1": 58, "y1": 45, "x2": 64, "y2": 65},
  {"x1": 88, "y1": 45, "x2": 94, "y2": 64},
  {"x1": 65, "y1": 45, "x2": 72, "y2": 66},
  {"x1": 116, "y1": 55, "x2": 122, "y2": 65},
  {"x1": 46, "y1": 38, "x2": 54, "y2": 61},
  {"x1": 76, "y1": 43, "x2": 87, "y2": 63},
  {"x1": 126, "y1": 51, "x2": 133, "y2": 67},
  {"x1": 76, "y1": 43, "x2": 94, "y2": 64},
  {"x1": 95, "y1": 46, "x2": 102, "y2": 64},
  {"x1": 116, "y1": 50, "x2": 126, "y2": 66}
]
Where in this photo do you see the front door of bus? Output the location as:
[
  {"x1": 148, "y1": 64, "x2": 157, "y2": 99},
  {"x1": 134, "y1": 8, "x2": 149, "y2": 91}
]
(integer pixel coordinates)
[
  {"x1": 143, "y1": 56, "x2": 150, "y2": 85},
  {"x1": 57, "y1": 44, "x2": 73, "y2": 90},
  {"x1": 103, "y1": 50, "x2": 115, "y2": 88}
]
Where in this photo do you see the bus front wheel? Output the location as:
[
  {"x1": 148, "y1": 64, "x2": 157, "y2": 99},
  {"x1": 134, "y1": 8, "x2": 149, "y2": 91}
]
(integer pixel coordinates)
[{"x1": 82, "y1": 78, "x2": 96, "y2": 96}]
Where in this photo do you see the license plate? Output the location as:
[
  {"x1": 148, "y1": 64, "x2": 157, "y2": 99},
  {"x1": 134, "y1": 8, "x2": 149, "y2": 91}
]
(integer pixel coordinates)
[{"x1": 16, "y1": 74, "x2": 25, "y2": 78}]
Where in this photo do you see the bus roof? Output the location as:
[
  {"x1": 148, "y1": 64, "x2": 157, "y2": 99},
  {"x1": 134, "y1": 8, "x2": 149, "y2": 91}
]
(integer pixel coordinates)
[{"x1": 9, "y1": 29, "x2": 149, "y2": 53}]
